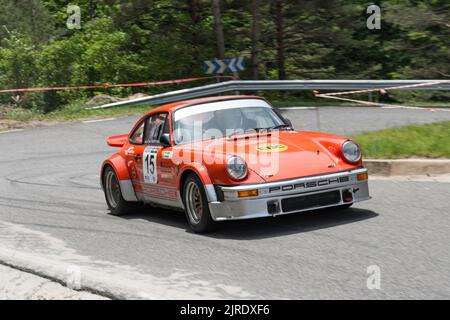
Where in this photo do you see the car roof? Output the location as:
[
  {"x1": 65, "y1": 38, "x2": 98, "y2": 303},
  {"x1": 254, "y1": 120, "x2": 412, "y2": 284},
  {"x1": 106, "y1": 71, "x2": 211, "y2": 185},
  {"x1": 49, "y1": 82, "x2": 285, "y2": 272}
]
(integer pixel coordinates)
[{"x1": 143, "y1": 95, "x2": 265, "y2": 116}]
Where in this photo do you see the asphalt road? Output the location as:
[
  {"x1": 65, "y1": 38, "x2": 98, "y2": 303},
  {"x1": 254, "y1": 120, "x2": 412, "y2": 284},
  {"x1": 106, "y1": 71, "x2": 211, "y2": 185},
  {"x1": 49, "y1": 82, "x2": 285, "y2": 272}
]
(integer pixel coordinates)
[{"x1": 0, "y1": 107, "x2": 449, "y2": 299}]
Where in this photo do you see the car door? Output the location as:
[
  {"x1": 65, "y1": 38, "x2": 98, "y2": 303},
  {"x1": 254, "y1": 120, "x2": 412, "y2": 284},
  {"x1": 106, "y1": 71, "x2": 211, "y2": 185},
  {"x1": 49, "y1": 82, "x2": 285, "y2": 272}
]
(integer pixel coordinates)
[
  {"x1": 125, "y1": 119, "x2": 147, "y2": 201},
  {"x1": 156, "y1": 114, "x2": 178, "y2": 199},
  {"x1": 141, "y1": 113, "x2": 178, "y2": 206}
]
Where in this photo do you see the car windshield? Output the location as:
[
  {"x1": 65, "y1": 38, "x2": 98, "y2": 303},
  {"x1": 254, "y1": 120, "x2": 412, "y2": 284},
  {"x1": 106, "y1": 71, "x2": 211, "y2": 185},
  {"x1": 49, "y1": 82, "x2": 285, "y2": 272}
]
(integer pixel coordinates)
[{"x1": 173, "y1": 99, "x2": 286, "y2": 144}]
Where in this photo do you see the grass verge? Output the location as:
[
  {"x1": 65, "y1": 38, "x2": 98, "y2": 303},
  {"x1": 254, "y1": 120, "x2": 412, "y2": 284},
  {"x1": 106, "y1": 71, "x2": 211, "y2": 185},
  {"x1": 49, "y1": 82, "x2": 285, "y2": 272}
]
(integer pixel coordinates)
[
  {"x1": 353, "y1": 121, "x2": 450, "y2": 158},
  {"x1": 0, "y1": 101, "x2": 153, "y2": 131},
  {"x1": 2, "y1": 100, "x2": 153, "y2": 122}
]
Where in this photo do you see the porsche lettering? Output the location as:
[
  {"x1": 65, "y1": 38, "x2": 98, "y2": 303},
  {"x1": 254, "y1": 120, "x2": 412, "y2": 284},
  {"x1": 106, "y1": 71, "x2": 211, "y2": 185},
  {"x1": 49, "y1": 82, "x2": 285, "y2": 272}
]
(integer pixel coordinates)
[{"x1": 268, "y1": 176, "x2": 350, "y2": 193}]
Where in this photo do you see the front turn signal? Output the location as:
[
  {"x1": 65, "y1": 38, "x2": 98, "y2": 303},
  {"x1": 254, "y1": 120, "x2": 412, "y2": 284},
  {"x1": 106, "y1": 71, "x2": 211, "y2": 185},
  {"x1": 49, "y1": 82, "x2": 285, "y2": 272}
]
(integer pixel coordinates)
[
  {"x1": 238, "y1": 189, "x2": 259, "y2": 198},
  {"x1": 357, "y1": 172, "x2": 368, "y2": 181}
]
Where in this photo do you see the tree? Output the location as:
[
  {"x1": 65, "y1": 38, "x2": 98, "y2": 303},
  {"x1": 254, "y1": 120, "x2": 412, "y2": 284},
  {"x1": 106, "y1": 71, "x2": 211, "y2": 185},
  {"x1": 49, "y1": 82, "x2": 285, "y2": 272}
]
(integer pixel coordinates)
[
  {"x1": 384, "y1": 0, "x2": 450, "y2": 79},
  {"x1": 188, "y1": 0, "x2": 201, "y2": 60},
  {"x1": 274, "y1": 0, "x2": 285, "y2": 80},
  {"x1": 0, "y1": 0, "x2": 54, "y2": 42},
  {"x1": 211, "y1": 0, "x2": 225, "y2": 59},
  {"x1": 250, "y1": 0, "x2": 260, "y2": 79},
  {"x1": 1, "y1": 0, "x2": 448, "y2": 112}
]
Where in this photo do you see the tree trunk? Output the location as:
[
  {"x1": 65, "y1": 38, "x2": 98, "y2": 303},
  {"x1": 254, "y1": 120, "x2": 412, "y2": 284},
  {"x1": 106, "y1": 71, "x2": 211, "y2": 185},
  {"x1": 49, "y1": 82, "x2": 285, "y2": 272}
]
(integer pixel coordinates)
[
  {"x1": 211, "y1": 0, "x2": 225, "y2": 60},
  {"x1": 188, "y1": 0, "x2": 200, "y2": 61},
  {"x1": 275, "y1": 0, "x2": 286, "y2": 80},
  {"x1": 250, "y1": 0, "x2": 260, "y2": 80}
]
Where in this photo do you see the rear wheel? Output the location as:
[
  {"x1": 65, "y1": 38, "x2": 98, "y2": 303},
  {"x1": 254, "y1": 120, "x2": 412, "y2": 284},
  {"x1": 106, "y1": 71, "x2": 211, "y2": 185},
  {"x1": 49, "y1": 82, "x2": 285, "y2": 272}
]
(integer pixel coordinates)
[
  {"x1": 182, "y1": 174, "x2": 217, "y2": 233},
  {"x1": 103, "y1": 166, "x2": 137, "y2": 216}
]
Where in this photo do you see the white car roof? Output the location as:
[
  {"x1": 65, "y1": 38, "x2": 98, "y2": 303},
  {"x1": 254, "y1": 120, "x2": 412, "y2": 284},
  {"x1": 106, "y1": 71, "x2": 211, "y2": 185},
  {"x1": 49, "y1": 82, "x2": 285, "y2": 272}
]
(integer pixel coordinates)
[{"x1": 173, "y1": 98, "x2": 271, "y2": 121}]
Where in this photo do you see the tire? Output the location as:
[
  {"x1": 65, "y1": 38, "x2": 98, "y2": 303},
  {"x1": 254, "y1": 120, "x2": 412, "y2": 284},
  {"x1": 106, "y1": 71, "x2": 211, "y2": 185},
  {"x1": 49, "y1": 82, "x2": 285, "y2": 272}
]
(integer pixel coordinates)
[
  {"x1": 182, "y1": 173, "x2": 217, "y2": 233},
  {"x1": 103, "y1": 166, "x2": 138, "y2": 216}
]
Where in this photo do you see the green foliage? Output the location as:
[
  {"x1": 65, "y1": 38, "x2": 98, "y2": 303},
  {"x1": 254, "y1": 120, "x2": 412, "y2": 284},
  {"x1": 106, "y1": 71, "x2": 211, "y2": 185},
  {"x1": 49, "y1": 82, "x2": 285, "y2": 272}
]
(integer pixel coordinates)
[
  {"x1": 0, "y1": 0, "x2": 448, "y2": 113},
  {"x1": 0, "y1": 34, "x2": 39, "y2": 90},
  {"x1": 0, "y1": 0, "x2": 53, "y2": 42},
  {"x1": 383, "y1": 0, "x2": 450, "y2": 78}
]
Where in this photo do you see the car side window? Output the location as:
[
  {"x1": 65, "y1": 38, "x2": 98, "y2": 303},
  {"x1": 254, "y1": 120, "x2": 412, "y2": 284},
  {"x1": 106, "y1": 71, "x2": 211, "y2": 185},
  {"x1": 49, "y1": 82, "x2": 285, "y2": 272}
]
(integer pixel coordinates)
[
  {"x1": 144, "y1": 113, "x2": 168, "y2": 145},
  {"x1": 163, "y1": 115, "x2": 170, "y2": 134},
  {"x1": 130, "y1": 121, "x2": 145, "y2": 145}
]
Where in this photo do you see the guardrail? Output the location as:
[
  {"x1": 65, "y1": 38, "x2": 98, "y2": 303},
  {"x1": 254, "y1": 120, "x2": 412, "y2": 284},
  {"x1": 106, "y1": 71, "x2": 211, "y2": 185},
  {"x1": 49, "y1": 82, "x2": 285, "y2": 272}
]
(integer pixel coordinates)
[{"x1": 90, "y1": 80, "x2": 450, "y2": 109}]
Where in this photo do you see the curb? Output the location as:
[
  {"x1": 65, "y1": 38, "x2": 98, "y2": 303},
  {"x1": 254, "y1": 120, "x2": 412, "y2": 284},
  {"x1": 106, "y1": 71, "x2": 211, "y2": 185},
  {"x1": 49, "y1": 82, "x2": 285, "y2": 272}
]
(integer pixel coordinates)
[
  {"x1": 0, "y1": 263, "x2": 107, "y2": 300},
  {"x1": 364, "y1": 159, "x2": 450, "y2": 176},
  {"x1": 0, "y1": 251, "x2": 125, "y2": 300}
]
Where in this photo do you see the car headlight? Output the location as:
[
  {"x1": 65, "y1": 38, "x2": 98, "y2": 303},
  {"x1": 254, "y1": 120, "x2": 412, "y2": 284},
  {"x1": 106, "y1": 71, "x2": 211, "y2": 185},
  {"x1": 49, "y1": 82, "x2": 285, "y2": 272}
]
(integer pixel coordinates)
[
  {"x1": 226, "y1": 156, "x2": 248, "y2": 180},
  {"x1": 341, "y1": 141, "x2": 362, "y2": 163}
]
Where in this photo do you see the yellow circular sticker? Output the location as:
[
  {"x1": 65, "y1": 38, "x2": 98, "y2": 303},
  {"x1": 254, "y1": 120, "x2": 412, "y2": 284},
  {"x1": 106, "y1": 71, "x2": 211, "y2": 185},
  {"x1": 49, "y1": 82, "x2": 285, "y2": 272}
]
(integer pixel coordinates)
[{"x1": 255, "y1": 144, "x2": 288, "y2": 152}]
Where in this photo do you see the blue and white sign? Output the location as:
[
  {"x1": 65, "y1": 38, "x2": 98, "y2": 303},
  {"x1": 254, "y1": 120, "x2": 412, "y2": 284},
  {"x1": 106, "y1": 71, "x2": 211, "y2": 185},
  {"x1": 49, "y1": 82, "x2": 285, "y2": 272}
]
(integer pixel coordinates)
[{"x1": 203, "y1": 57, "x2": 245, "y2": 74}]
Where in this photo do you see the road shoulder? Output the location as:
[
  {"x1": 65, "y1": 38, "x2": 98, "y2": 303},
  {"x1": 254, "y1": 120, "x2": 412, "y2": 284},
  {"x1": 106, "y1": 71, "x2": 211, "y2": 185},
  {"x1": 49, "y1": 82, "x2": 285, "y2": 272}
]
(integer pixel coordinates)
[
  {"x1": 0, "y1": 263, "x2": 107, "y2": 300},
  {"x1": 364, "y1": 159, "x2": 450, "y2": 176}
]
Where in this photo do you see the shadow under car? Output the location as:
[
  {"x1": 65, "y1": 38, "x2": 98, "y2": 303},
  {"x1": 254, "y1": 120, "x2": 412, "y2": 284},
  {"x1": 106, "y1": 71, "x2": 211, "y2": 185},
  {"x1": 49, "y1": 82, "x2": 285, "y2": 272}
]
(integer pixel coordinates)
[{"x1": 119, "y1": 205, "x2": 378, "y2": 240}]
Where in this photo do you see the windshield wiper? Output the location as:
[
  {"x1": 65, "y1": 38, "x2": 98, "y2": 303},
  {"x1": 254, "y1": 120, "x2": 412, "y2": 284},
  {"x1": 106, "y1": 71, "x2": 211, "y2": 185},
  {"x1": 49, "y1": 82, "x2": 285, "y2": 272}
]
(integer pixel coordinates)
[
  {"x1": 242, "y1": 124, "x2": 291, "y2": 134},
  {"x1": 227, "y1": 128, "x2": 269, "y2": 139},
  {"x1": 267, "y1": 124, "x2": 292, "y2": 131},
  {"x1": 227, "y1": 124, "x2": 291, "y2": 138},
  {"x1": 246, "y1": 127, "x2": 268, "y2": 132}
]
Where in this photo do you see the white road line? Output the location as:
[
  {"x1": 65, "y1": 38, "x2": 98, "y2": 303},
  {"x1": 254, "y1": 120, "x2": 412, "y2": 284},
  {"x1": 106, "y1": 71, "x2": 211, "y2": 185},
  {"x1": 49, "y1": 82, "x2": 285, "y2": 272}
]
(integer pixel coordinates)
[
  {"x1": 279, "y1": 107, "x2": 317, "y2": 110},
  {"x1": 0, "y1": 129, "x2": 24, "y2": 134},
  {"x1": 82, "y1": 118, "x2": 116, "y2": 124}
]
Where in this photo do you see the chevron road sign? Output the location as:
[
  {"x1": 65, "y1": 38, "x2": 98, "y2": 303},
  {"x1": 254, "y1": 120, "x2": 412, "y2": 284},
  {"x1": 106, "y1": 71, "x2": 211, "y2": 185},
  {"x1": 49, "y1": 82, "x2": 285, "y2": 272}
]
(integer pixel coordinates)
[{"x1": 203, "y1": 57, "x2": 245, "y2": 74}]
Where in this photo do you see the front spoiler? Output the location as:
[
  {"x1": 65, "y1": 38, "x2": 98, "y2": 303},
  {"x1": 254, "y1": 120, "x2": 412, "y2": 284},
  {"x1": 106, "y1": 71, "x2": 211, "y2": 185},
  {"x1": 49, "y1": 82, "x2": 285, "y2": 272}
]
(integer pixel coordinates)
[{"x1": 208, "y1": 168, "x2": 370, "y2": 221}]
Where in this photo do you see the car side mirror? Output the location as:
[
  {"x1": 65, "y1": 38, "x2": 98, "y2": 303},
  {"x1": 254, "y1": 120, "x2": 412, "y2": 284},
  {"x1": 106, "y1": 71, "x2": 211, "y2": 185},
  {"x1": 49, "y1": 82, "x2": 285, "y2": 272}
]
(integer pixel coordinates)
[
  {"x1": 160, "y1": 133, "x2": 171, "y2": 147},
  {"x1": 284, "y1": 118, "x2": 293, "y2": 128}
]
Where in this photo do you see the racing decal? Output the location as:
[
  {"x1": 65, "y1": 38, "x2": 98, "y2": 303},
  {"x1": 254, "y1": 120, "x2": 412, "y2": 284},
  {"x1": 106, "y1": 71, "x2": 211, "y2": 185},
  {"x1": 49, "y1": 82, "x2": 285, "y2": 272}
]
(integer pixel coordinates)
[
  {"x1": 162, "y1": 151, "x2": 173, "y2": 159},
  {"x1": 160, "y1": 173, "x2": 174, "y2": 179},
  {"x1": 125, "y1": 147, "x2": 135, "y2": 156},
  {"x1": 140, "y1": 184, "x2": 178, "y2": 200},
  {"x1": 255, "y1": 144, "x2": 288, "y2": 152},
  {"x1": 143, "y1": 147, "x2": 161, "y2": 184}
]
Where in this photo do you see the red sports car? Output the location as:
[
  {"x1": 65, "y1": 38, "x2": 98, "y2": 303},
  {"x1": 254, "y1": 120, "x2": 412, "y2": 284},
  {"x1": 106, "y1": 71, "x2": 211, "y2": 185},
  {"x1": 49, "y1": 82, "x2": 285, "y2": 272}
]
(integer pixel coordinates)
[{"x1": 101, "y1": 96, "x2": 370, "y2": 232}]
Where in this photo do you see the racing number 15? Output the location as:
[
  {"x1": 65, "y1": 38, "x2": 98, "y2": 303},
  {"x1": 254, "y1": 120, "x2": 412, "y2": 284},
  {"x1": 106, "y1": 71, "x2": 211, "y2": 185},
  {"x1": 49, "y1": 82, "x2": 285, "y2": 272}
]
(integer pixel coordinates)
[
  {"x1": 143, "y1": 147, "x2": 159, "y2": 184},
  {"x1": 145, "y1": 153, "x2": 155, "y2": 175}
]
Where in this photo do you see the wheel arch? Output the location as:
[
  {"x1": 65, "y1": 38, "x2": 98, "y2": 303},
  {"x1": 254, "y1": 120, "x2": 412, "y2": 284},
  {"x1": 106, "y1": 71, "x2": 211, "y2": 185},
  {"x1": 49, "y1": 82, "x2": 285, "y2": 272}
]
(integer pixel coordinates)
[
  {"x1": 101, "y1": 154, "x2": 138, "y2": 202},
  {"x1": 178, "y1": 163, "x2": 217, "y2": 202}
]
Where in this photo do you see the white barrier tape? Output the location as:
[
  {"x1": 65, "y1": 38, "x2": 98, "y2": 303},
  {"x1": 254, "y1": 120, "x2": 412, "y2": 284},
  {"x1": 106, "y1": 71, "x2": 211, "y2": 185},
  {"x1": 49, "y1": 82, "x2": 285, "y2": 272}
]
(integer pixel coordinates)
[
  {"x1": 316, "y1": 80, "x2": 450, "y2": 97},
  {"x1": 316, "y1": 94, "x2": 450, "y2": 112},
  {"x1": 314, "y1": 80, "x2": 450, "y2": 112}
]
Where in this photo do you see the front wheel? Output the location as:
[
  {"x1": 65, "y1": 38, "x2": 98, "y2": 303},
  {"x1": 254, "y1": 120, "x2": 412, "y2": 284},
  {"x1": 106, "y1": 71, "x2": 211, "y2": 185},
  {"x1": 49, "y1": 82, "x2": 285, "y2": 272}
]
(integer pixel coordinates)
[
  {"x1": 103, "y1": 166, "x2": 137, "y2": 216},
  {"x1": 182, "y1": 174, "x2": 217, "y2": 233}
]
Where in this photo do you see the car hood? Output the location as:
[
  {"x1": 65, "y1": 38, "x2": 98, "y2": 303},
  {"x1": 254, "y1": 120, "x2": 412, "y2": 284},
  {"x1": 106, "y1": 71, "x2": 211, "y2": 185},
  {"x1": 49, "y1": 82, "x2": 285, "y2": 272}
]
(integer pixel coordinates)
[{"x1": 186, "y1": 130, "x2": 359, "y2": 183}]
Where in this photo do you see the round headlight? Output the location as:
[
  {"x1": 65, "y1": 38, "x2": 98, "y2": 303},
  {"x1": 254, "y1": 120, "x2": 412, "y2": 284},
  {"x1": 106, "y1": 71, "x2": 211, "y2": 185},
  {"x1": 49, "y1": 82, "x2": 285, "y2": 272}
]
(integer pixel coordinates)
[
  {"x1": 342, "y1": 141, "x2": 362, "y2": 163},
  {"x1": 226, "y1": 156, "x2": 248, "y2": 180}
]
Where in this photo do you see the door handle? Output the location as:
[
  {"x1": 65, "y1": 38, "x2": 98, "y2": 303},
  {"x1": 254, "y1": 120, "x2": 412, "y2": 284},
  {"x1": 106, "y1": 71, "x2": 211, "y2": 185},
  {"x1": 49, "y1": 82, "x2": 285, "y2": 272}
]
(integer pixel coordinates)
[{"x1": 133, "y1": 154, "x2": 142, "y2": 160}]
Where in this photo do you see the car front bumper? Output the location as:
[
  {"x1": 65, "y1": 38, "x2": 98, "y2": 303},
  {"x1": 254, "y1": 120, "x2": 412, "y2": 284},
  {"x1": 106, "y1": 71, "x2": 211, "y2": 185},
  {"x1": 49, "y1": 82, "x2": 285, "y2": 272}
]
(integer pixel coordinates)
[{"x1": 208, "y1": 168, "x2": 370, "y2": 221}]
